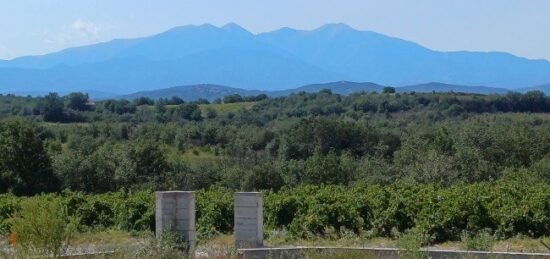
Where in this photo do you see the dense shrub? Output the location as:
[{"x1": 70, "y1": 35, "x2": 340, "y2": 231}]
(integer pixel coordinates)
[
  {"x1": 8, "y1": 195, "x2": 77, "y2": 258},
  {"x1": 195, "y1": 187, "x2": 234, "y2": 238},
  {"x1": 0, "y1": 194, "x2": 19, "y2": 234}
]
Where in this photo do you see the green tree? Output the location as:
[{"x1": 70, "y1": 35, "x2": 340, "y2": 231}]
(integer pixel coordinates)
[
  {"x1": 303, "y1": 150, "x2": 351, "y2": 185},
  {"x1": 0, "y1": 118, "x2": 59, "y2": 195},
  {"x1": 66, "y1": 92, "x2": 90, "y2": 111},
  {"x1": 241, "y1": 162, "x2": 284, "y2": 191},
  {"x1": 280, "y1": 118, "x2": 387, "y2": 159},
  {"x1": 382, "y1": 86, "x2": 396, "y2": 94},
  {"x1": 206, "y1": 107, "x2": 217, "y2": 119},
  {"x1": 133, "y1": 97, "x2": 154, "y2": 106},
  {"x1": 37, "y1": 93, "x2": 65, "y2": 122},
  {"x1": 124, "y1": 140, "x2": 169, "y2": 189},
  {"x1": 223, "y1": 94, "x2": 243, "y2": 103},
  {"x1": 175, "y1": 103, "x2": 202, "y2": 121},
  {"x1": 92, "y1": 143, "x2": 126, "y2": 191}
]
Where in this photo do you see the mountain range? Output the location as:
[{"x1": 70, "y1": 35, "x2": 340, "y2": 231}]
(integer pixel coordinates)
[{"x1": 1, "y1": 23, "x2": 550, "y2": 95}]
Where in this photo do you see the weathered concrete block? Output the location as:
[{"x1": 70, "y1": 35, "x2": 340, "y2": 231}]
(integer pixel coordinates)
[
  {"x1": 155, "y1": 191, "x2": 195, "y2": 252},
  {"x1": 234, "y1": 192, "x2": 263, "y2": 248}
]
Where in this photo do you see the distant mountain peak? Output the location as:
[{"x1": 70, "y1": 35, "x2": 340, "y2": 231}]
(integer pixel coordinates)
[
  {"x1": 162, "y1": 23, "x2": 221, "y2": 34},
  {"x1": 221, "y1": 22, "x2": 252, "y2": 35},
  {"x1": 265, "y1": 23, "x2": 358, "y2": 36},
  {"x1": 222, "y1": 22, "x2": 243, "y2": 30},
  {"x1": 314, "y1": 23, "x2": 356, "y2": 33}
]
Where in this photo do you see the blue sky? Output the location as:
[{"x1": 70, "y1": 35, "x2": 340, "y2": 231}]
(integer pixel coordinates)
[{"x1": 1, "y1": 0, "x2": 549, "y2": 60}]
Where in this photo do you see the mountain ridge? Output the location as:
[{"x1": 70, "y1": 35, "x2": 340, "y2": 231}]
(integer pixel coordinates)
[{"x1": 1, "y1": 23, "x2": 550, "y2": 93}]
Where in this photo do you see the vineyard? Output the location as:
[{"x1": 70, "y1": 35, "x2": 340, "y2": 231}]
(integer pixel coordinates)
[{"x1": 1, "y1": 179, "x2": 548, "y2": 244}]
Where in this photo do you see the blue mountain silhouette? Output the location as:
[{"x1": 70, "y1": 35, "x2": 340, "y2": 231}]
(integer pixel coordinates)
[{"x1": 1, "y1": 23, "x2": 549, "y2": 94}]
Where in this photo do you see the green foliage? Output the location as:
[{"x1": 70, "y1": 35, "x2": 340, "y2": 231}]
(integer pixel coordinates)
[
  {"x1": 1, "y1": 91, "x2": 549, "y2": 195},
  {"x1": 0, "y1": 118, "x2": 59, "y2": 195},
  {"x1": 52, "y1": 151, "x2": 97, "y2": 192},
  {"x1": 0, "y1": 193, "x2": 19, "y2": 234},
  {"x1": 66, "y1": 92, "x2": 90, "y2": 111},
  {"x1": 280, "y1": 117, "x2": 398, "y2": 160},
  {"x1": 195, "y1": 187, "x2": 234, "y2": 238},
  {"x1": 0, "y1": 180, "x2": 548, "y2": 244},
  {"x1": 0, "y1": 90, "x2": 549, "y2": 246},
  {"x1": 223, "y1": 94, "x2": 243, "y2": 103},
  {"x1": 303, "y1": 151, "x2": 353, "y2": 185},
  {"x1": 461, "y1": 229, "x2": 495, "y2": 251},
  {"x1": 396, "y1": 228, "x2": 430, "y2": 259},
  {"x1": 133, "y1": 97, "x2": 154, "y2": 106},
  {"x1": 62, "y1": 191, "x2": 154, "y2": 232},
  {"x1": 265, "y1": 181, "x2": 550, "y2": 242},
  {"x1": 175, "y1": 103, "x2": 203, "y2": 121},
  {"x1": 8, "y1": 195, "x2": 77, "y2": 258},
  {"x1": 37, "y1": 93, "x2": 65, "y2": 122},
  {"x1": 239, "y1": 162, "x2": 285, "y2": 191},
  {"x1": 101, "y1": 99, "x2": 136, "y2": 114},
  {"x1": 125, "y1": 139, "x2": 169, "y2": 188},
  {"x1": 529, "y1": 156, "x2": 550, "y2": 182},
  {"x1": 205, "y1": 107, "x2": 217, "y2": 119},
  {"x1": 382, "y1": 86, "x2": 396, "y2": 94}
]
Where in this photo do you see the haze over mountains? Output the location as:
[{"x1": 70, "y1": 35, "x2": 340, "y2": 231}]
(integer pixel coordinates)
[{"x1": 1, "y1": 23, "x2": 550, "y2": 96}]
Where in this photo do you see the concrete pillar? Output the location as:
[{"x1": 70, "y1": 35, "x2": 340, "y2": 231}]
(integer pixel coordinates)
[
  {"x1": 234, "y1": 192, "x2": 263, "y2": 248},
  {"x1": 155, "y1": 191, "x2": 195, "y2": 252}
]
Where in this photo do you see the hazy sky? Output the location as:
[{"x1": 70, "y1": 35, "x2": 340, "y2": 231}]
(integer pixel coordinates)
[{"x1": 1, "y1": 0, "x2": 549, "y2": 60}]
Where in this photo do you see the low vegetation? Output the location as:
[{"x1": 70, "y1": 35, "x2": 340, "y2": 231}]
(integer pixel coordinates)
[{"x1": 7, "y1": 196, "x2": 77, "y2": 258}]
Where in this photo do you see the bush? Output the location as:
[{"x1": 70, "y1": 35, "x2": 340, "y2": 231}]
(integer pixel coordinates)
[
  {"x1": 114, "y1": 191, "x2": 155, "y2": 231},
  {"x1": 461, "y1": 229, "x2": 495, "y2": 251},
  {"x1": 0, "y1": 194, "x2": 19, "y2": 234},
  {"x1": 396, "y1": 228, "x2": 430, "y2": 259},
  {"x1": 8, "y1": 195, "x2": 77, "y2": 258},
  {"x1": 195, "y1": 187, "x2": 234, "y2": 239}
]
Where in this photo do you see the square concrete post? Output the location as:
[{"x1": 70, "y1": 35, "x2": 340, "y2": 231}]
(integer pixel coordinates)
[
  {"x1": 155, "y1": 191, "x2": 195, "y2": 252},
  {"x1": 234, "y1": 192, "x2": 263, "y2": 248}
]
